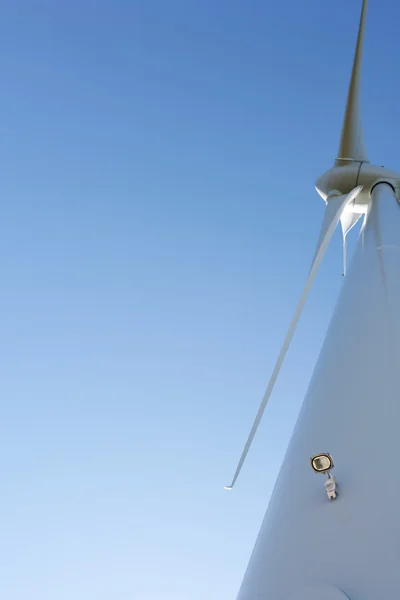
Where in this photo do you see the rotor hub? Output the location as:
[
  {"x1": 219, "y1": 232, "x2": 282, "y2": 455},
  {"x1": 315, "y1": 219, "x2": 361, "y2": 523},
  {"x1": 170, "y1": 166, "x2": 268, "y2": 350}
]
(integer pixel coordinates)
[{"x1": 316, "y1": 162, "x2": 400, "y2": 211}]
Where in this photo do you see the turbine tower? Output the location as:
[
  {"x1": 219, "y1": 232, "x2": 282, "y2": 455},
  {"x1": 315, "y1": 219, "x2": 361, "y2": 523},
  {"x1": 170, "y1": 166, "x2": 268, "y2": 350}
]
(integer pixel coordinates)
[{"x1": 227, "y1": 2, "x2": 400, "y2": 598}]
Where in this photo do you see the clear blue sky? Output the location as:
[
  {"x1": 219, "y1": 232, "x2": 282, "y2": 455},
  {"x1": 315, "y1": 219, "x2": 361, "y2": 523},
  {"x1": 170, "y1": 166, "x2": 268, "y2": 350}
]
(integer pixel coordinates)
[{"x1": 0, "y1": 1, "x2": 399, "y2": 598}]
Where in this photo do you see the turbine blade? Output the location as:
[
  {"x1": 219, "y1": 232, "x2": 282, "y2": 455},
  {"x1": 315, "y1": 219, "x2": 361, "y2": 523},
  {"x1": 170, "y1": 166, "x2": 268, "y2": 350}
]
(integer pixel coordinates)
[
  {"x1": 225, "y1": 187, "x2": 363, "y2": 490},
  {"x1": 341, "y1": 206, "x2": 362, "y2": 275},
  {"x1": 337, "y1": 0, "x2": 368, "y2": 163}
]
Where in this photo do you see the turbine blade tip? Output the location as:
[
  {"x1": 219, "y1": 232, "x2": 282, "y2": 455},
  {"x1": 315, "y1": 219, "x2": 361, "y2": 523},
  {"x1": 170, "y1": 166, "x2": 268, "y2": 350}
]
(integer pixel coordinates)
[{"x1": 224, "y1": 485, "x2": 233, "y2": 491}]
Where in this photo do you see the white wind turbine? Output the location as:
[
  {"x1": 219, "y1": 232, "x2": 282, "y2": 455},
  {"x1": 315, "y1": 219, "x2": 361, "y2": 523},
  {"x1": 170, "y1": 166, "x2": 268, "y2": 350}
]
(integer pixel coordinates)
[{"x1": 226, "y1": 1, "x2": 400, "y2": 598}]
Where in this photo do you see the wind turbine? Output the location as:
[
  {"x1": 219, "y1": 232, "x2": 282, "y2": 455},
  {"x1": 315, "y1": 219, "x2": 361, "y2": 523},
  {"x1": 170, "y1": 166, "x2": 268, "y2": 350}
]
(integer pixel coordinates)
[{"x1": 227, "y1": 1, "x2": 400, "y2": 598}]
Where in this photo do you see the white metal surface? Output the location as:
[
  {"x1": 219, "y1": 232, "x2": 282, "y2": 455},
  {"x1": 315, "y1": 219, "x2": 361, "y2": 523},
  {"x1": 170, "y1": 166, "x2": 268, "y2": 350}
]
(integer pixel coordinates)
[
  {"x1": 236, "y1": 184, "x2": 400, "y2": 599},
  {"x1": 288, "y1": 585, "x2": 350, "y2": 600}
]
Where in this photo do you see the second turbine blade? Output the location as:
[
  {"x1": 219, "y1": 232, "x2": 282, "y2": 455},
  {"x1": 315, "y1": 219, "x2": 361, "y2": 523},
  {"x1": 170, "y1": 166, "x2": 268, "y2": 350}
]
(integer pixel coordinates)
[{"x1": 225, "y1": 186, "x2": 363, "y2": 490}]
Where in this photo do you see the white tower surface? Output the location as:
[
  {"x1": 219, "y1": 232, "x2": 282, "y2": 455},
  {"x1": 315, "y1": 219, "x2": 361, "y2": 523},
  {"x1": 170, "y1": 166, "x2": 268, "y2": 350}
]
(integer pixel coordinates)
[
  {"x1": 225, "y1": 2, "x2": 400, "y2": 598},
  {"x1": 237, "y1": 183, "x2": 400, "y2": 599}
]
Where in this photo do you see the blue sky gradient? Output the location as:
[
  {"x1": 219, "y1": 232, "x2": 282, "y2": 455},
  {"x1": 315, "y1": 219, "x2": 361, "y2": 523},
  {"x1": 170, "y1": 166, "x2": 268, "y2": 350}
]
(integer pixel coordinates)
[{"x1": 1, "y1": 1, "x2": 399, "y2": 598}]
